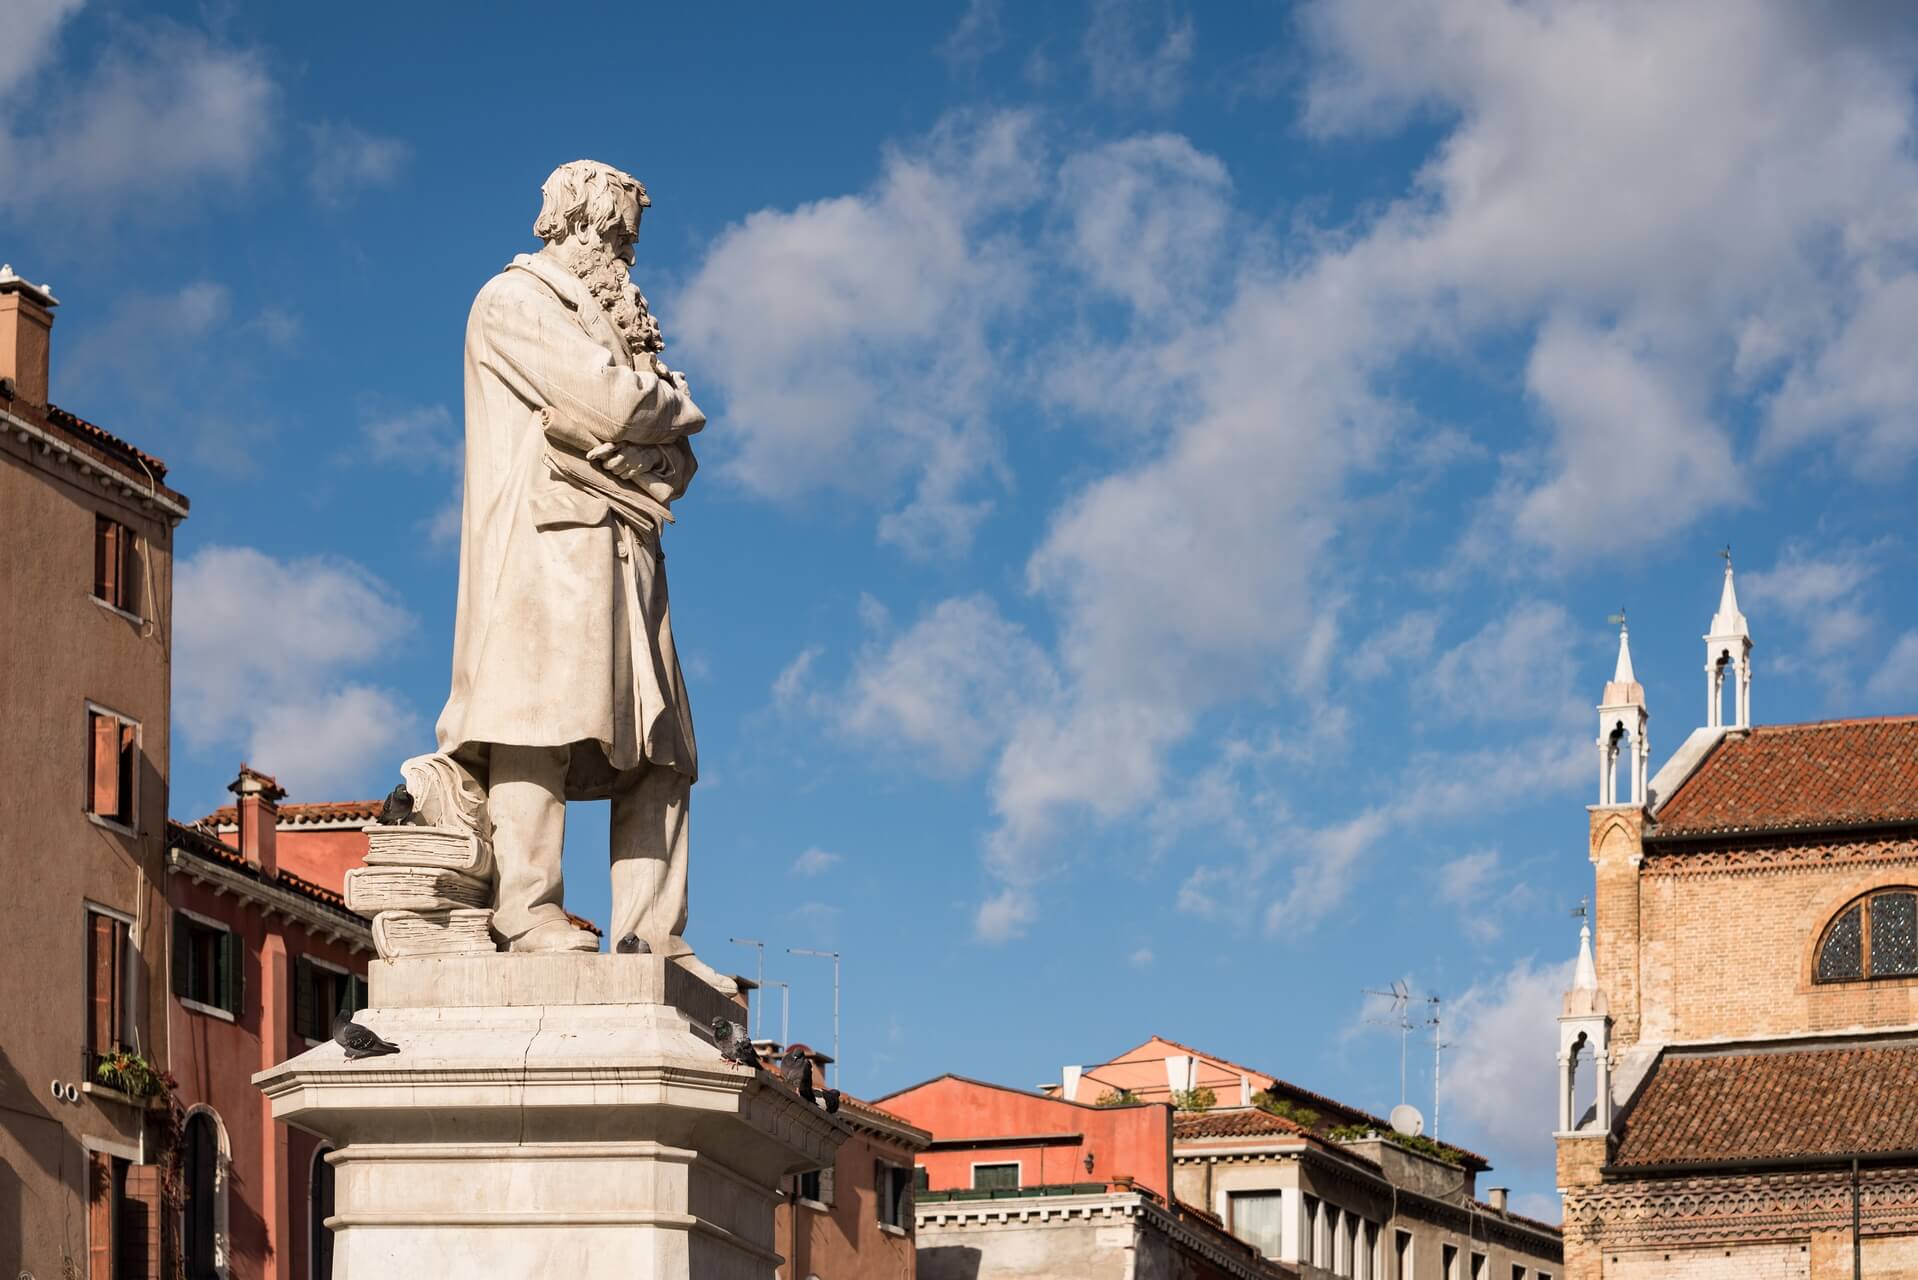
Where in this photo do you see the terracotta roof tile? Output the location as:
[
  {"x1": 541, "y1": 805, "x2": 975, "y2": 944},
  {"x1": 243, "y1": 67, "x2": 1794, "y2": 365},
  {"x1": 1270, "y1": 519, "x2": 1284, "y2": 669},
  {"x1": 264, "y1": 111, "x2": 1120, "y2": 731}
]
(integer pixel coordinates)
[
  {"x1": 1653, "y1": 717, "x2": 1918, "y2": 837},
  {"x1": 1613, "y1": 1035, "x2": 1918, "y2": 1167},
  {"x1": 201, "y1": 800, "x2": 382, "y2": 828},
  {"x1": 1174, "y1": 1108, "x2": 1309, "y2": 1139},
  {"x1": 44, "y1": 404, "x2": 170, "y2": 479}
]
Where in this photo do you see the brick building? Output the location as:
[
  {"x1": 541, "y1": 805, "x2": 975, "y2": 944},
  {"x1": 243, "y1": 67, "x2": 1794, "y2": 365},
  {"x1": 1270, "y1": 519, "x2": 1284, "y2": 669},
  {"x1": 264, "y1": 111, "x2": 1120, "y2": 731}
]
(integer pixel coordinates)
[
  {"x1": 166, "y1": 769, "x2": 374, "y2": 1280},
  {"x1": 1, "y1": 264, "x2": 191, "y2": 1279},
  {"x1": 1556, "y1": 562, "x2": 1918, "y2": 1277},
  {"x1": 1052, "y1": 1038, "x2": 1562, "y2": 1279},
  {"x1": 880, "y1": 1073, "x2": 1296, "y2": 1280}
]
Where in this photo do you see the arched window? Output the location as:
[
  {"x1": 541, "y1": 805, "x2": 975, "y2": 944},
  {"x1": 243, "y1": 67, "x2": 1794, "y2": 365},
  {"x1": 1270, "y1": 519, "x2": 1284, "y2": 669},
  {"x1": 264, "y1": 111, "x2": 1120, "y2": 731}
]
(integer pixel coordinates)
[
  {"x1": 181, "y1": 1108, "x2": 224, "y2": 1279},
  {"x1": 1817, "y1": 890, "x2": 1918, "y2": 982},
  {"x1": 310, "y1": 1144, "x2": 337, "y2": 1280}
]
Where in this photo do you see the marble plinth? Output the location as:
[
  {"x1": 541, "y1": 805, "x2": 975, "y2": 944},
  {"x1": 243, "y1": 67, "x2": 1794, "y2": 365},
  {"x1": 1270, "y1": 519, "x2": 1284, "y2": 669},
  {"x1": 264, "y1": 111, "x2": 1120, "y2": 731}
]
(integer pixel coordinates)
[{"x1": 254, "y1": 953, "x2": 847, "y2": 1278}]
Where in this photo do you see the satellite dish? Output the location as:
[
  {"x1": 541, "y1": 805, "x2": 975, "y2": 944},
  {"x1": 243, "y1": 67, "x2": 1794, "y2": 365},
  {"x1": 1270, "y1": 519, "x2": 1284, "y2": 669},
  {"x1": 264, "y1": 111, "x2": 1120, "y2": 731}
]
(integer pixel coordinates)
[{"x1": 1390, "y1": 1104, "x2": 1425, "y2": 1137}]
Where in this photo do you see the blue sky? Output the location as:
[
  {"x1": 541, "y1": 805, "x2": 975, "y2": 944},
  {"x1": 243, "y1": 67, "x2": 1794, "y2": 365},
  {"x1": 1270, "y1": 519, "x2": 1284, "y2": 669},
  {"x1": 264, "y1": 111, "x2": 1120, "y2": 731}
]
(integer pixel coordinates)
[{"x1": 10, "y1": 0, "x2": 1918, "y2": 1217}]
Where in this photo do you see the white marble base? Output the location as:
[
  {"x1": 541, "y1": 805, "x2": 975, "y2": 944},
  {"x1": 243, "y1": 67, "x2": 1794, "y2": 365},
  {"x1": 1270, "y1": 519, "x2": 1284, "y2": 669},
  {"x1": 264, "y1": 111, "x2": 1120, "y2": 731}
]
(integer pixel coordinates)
[{"x1": 254, "y1": 953, "x2": 846, "y2": 1277}]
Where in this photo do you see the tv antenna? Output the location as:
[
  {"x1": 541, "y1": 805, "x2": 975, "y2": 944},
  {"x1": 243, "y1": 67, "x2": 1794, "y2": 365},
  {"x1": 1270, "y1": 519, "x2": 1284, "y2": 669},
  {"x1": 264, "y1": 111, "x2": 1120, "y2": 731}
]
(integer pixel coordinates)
[
  {"x1": 1363, "y1": 980, "x2": 1414, "y2": 1106},
  {"x1": 759, "y1": 980, "x2": 790, "y2": 1048},
  {"x1": 1425, "y1": 993, "x2": 1448, "y2": 1141},
  {"x1": 789, "y1": 947, "x2": 840, "y2": 1087},
  {"x1": 729, "y1": 937, "x2": 765, "y2": 1036}
]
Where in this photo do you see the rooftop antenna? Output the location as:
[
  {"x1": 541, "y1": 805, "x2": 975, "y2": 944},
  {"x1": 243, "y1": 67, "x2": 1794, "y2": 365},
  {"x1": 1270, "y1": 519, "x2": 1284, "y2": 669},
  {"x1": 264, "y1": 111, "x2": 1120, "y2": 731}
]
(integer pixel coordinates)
[
  {"x1": 1720, "y1": 544, "x2": 1733, "y2": 567},
  {"x1": 759, "y1": 979, "x2": 790, "y2": 1048},
  {"x1": 1424, "y1": 993, "x2": 1448, "y2": 1141},
  {"x1": 789, "y1": 947, "x2": 840, "y2": 1088},
  {"x1": 1363, "y1": 980, "x2": 1414, "y2": 1106},
  {"x1": 729, "y1": 938, "x2": 765, "y2": 1037}
]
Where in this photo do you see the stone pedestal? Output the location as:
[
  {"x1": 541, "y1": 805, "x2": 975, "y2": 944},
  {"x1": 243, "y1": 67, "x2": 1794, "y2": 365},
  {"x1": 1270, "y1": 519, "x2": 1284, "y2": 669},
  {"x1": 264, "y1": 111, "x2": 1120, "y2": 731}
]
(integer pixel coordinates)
[{"x1": 254, "y1": 953, "x2": 847, "y2": 1277}]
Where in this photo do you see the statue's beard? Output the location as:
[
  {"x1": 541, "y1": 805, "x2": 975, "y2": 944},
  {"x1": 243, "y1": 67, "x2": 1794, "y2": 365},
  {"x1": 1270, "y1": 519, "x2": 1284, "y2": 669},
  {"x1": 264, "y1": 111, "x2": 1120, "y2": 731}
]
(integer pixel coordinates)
[{"x1": 554, "y1": 239, "x2": 663, "y2": 357}]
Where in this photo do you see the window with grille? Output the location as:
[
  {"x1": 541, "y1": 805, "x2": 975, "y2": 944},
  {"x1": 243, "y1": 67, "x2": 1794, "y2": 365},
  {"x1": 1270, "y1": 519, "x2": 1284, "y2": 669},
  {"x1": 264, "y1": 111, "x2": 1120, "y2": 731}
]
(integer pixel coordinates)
[
  {"x1": 294, "y1": 957, "x2": 367, "y2": 1041},
  {"x1": 1816, "y1": 891, "x2": 1918, "y2": 982},
  {"x1": 971, "y1": 1162, "x2": 1019, "y2": 1191},
  {"x1": 94, "y1": 515, "x2": 141, "y2": 617},
  {"x1": 174, "y1": 915, "x2": 244, "y2": 1016},
  {"x1": 87, "y1": 706, "x2": 139, "y2": 827}
]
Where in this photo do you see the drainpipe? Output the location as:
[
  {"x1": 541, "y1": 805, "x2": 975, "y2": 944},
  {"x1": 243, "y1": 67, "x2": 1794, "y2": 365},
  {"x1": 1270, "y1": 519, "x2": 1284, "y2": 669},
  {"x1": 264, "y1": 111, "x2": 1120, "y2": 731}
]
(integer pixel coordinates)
[{"x1": 1853, "y1": 1157, "x2": 1862, "y2": 1280}]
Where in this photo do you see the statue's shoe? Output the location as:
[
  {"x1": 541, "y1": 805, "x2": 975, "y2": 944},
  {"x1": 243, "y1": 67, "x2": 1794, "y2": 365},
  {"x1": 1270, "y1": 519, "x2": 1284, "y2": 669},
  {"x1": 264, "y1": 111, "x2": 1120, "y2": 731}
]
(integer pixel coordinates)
[{"x1": 510, "y1": 920, "x2": 600, "y2": 953}]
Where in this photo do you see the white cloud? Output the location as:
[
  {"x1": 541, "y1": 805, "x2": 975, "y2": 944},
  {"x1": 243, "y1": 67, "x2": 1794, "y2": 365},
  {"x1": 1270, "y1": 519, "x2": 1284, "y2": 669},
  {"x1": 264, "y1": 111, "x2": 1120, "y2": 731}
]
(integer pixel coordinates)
[
  {"x1": 1441, "y1": 957, "x2": 1573, "y2": 1181},
  {"x1": 674, "y1": 112, "x2": 1043, "y2": 558},
  {"x1": 361, "y1": 404, "x2": 457, "y2": 467},
  {"x1": 1436, "y1": 849, "x2": 1500, "y2": 907},
  {"x1": 308, "y1": 121, "x2": 409, "y2": 206},
  {"x1": 175, "y1": 546, "x2": 418, "y2": 799},
  {"x1": 1742, "y1": 543, "x2": 1879, "y2": 662},
  {"x1": 1429, "y1": 601, "x2": 1579, "y2": 723},
  {"x1": 975, "y1": 886, "x2": 1037, "y2": 942},
  {"x1": 1129, "y1": 946, "x2": 1154, "y2": 969},
  {"x1": 838, "y1": 595, "x2": 1058, "y2": 776},
  {"x1": 938, "y1": 0, "x2": 1005, "y2": 69},
  {"x1": 772, "y1": 646, "x2": 823, "y2": 708},
  {"x1": 1053, "y1": 133, "x2": 1232, "y2": 319},
  {"x1": 1868, "y1": 632, "x2": 1918, "y2": 701},
  {"x1": 0, "y1": 17, "x2": 274, "y2": 223},
  {"x1": 1348, "y1": 611, "x2": 1438, "y2": 683},
  {"x1": 1084, "y1": 0, "x2": 1195, "y2": 111},
  {"x1": 792, "y1": 847, "x2": 843, "y2": 877}
]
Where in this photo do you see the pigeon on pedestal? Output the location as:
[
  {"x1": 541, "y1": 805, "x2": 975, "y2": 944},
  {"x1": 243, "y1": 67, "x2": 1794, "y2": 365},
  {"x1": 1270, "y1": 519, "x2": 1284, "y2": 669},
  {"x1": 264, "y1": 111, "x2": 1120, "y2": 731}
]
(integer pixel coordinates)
[
  {"x1": 333, "y1": 1009, "x2": 400, "y2": 1060},
  {"x1": 779, "y1": 1045, "x2": 817, "y2": 1103},
  {"x1": 711, "y1": 1017, "x2": 760, "y2": 1069},
  {"x1": 615, "y1": 933, "x2": 651, "y2": 955}
]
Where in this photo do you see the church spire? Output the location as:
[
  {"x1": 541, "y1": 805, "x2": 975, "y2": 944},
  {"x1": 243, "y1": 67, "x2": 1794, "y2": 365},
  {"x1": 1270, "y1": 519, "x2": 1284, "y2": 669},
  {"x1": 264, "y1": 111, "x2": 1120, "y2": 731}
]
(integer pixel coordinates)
[
  {"x1": 1597, "y1": 610, "x2": 1649, "y2": 807},
  {"x1": 1573, "y1": 919, "x2": 1598, "y2": 993},
  {"x1": 1704, "y1": 548, "x2": 1753, "y2": 729}
]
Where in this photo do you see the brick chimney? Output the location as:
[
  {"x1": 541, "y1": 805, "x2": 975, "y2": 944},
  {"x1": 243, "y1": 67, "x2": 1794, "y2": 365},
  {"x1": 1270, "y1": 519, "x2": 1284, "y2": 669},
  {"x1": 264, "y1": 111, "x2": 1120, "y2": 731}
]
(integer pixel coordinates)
[
  {"x1": 0, "y1": 264, "x2": 58, "y2": 410},
  {"x1": 229, "y1": 764, "x2": 287, "y2": 878}
]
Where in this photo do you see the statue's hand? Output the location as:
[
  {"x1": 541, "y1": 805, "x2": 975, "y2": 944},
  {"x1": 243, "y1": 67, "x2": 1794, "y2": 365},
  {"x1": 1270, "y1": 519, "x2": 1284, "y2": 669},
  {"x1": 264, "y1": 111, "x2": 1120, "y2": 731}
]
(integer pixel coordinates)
[{"x1": 586, "y1": 442, "x2": 650, "y2": 481}]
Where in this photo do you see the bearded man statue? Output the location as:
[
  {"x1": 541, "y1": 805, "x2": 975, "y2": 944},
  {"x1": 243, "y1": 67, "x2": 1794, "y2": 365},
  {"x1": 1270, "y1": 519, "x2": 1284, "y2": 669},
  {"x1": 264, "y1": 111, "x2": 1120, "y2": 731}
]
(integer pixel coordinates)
[{"x1": 436, "y1": 160, "x2": 706, "y2": 957}]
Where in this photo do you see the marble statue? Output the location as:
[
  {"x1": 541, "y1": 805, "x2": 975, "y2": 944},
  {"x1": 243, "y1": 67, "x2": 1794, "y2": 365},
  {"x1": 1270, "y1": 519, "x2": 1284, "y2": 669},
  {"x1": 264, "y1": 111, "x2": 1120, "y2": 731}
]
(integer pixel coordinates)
[{"x1": 435, "y1": 159, "x2": 707, "y2": 957}]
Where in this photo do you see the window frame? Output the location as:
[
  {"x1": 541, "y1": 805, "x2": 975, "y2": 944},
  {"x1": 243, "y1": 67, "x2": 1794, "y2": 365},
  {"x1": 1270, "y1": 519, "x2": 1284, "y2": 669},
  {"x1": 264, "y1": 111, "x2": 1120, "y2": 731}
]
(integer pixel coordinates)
[
  {"x1": 969, "y1": 1161, "x2": 1021, "y2": 1191},
  {"x1": 875, "y1": 1160, "x2": 912, "y2": 1233},
  {"x1": 84, "y1": 702, "x2": 140, "y2": 832},
  {"x1": 1227, "y1": 1189, "x2": 1286, "y2": 1260},
  {"x1": 796, "y1": 1164, "x2": 834, "y2": 1209},
  {"x1": 92, "y1": 513, "x2": 143, "y2": 621},
  {"x1": 174, "y1": 910, "x2": 244, "y2": 1020},
  {"x1": 294, "y1": 955, "x2": 365, "y2": 1045},
  {"x1": 1814, "y1": 888, "x2": 1918, "y2": 984},
  {"x1": 85, "y1": 905, "x2": 136, "y2": 1059}
]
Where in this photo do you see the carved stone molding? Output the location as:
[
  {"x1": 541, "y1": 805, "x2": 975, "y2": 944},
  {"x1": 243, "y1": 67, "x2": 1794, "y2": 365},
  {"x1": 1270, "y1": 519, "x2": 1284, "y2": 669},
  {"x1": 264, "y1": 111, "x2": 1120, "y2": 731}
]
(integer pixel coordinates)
[
  {"x1": 1642, "y1": 834, "x2": 1918, "y2": 879},
  {"x1": 1566, "y1": 1167, "x2": 1918, "y2": 1247}
]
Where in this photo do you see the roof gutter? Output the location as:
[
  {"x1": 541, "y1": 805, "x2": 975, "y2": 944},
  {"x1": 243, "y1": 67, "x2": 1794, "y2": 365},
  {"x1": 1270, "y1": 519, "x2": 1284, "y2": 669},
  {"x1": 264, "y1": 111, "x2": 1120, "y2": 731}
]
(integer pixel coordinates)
[{"x1": 3, "y1": 406, "x2": 190, "y2": 519}]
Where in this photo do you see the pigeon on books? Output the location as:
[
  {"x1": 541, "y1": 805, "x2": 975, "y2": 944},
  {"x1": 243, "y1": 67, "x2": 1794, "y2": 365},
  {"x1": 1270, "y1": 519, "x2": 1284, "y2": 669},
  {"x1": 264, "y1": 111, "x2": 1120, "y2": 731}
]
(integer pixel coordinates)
[
  {"x1": 333, "y1": 1009, "x2": 400, "y2": 1060},
  {"x1": 711, "y1": 1017, "x2": 759, "y2": 1069},
  {"x1": 376, "y1": 782, "x2": 415, "y2": 826}
]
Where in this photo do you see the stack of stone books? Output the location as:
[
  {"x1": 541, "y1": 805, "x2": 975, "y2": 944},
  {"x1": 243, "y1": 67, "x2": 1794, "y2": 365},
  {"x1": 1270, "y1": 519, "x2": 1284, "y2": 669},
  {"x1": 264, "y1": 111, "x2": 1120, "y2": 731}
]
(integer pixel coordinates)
[{"x1": 345, "y1": 825, "x2": 497, "y2": 958}]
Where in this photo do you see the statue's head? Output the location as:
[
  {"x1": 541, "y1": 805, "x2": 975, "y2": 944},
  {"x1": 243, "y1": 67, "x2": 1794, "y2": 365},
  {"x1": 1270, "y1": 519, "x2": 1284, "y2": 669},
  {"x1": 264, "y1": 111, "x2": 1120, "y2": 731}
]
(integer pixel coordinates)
[{"x1": 534, "y1": 160, "x2": 650, "y2": 263}]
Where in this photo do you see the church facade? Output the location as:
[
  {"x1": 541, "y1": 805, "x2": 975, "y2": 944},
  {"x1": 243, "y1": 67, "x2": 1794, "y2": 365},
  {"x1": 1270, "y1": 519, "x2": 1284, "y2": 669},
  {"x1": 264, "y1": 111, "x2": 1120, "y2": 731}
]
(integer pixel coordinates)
[{"x1": 1557, "y1": 563, "x2": 1918, "y2": 1278}]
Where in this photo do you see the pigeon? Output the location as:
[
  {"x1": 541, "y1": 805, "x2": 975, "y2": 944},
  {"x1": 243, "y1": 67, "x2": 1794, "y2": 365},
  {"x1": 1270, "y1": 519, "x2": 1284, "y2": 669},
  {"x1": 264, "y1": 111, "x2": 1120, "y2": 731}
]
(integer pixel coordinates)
[
  {"x1": 711, "y1": 1017, "x2": 760, "y2": 1069},
  {"x1": 779, "y1": 1044, "x2": 816, "y2": 1103},
  {"x1": 822, "y1": 1088, "x2": 842, "y2": 1115},
  {"x1": 333, "y1": 1009, "x2": 400, "y2": 1060},
  {"x1": 376, "y1": 782, "x2": 414, "y2": 826},
  {"x1": 615, "y1": 932, "x2": 652, "y2": 955}
]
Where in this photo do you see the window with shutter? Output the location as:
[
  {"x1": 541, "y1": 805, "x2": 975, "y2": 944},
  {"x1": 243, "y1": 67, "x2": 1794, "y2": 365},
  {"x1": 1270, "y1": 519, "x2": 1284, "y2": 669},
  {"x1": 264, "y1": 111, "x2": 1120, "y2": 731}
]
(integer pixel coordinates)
[
  {"x1": 294, "y1": 957, "x2": 317, "y2": 1041},
  {"x1": 87, "y1": 911, "x2": 129, "y2": 1055},
  {"x1": 93, "y1": 515, "x2": 140, "y2": 616},
  {"x1": 175, "y1": 916, "x2": 243, "y2": 1015},
  {"x1": 86, "y1": 707, "x2": 138, "y2": 827}
]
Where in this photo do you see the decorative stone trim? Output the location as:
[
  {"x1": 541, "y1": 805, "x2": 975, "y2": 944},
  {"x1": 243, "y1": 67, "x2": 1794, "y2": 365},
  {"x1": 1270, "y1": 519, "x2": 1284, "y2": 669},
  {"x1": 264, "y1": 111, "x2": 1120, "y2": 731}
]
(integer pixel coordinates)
[
  {"x1": 915, "y1": 1192, "x2": 1279, "y2": 1280},
  {"x1": 1566, "y1": 1167, "x2": 1918, "y2": 1247},
  {"x1": 1642, "y1": 834, "x2": 1918, "y2": 878}
]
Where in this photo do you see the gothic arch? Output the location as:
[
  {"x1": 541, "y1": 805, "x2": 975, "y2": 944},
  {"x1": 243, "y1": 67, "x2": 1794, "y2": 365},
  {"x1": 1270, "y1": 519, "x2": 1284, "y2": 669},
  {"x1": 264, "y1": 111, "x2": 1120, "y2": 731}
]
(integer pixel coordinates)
[{"x1": 1807, "y1": 879, "x2": 1918, "y2": 985}]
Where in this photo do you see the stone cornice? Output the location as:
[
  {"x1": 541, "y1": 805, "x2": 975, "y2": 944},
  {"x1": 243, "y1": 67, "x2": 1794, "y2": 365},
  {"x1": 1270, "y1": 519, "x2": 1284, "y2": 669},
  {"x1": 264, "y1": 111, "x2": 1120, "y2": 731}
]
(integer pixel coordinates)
[
  {"x1": 3, "y1": 407, "x2": 189, "y2": 520},
  {"x1": 166, "y1": 846, "x2": 372, "y2": 952},
  {"x1": 915, "y1": 1192, "x2": 1282, "y2": 1280}
]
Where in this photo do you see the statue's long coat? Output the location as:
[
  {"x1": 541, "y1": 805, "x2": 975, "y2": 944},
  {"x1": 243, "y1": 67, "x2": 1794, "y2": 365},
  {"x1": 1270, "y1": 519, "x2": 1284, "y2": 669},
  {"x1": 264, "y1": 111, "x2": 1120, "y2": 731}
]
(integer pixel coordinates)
[{"x1": 436, "y1": 252, "x2": 704, "y2": 793}]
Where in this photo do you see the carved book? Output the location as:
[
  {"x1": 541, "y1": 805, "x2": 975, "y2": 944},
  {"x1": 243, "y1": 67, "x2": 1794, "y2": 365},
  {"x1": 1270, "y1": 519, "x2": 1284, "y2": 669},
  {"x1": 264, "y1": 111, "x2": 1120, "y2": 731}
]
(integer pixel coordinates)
[
  {"x1": 370, "y1": 908, "x2": 497, "y2": 959},
  {"x1": 344, "y1": 866, "x2": 491, "y2": 914},
  {"x1": 361, "y1": 824, "x2": 494, "y2": 879}
]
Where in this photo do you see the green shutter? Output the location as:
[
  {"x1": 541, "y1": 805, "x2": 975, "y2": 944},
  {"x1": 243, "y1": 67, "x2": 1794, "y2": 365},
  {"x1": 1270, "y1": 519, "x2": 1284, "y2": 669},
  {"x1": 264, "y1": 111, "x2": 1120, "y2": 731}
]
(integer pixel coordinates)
[
  {"x1": 294, "y1": 956, "x2": 315, "y2": 1040},
  {"x1": 172, "y1": 914, "x2": 190, "y2": 998},
  {"x1": 222, "y1": 931, "x2": 244, "y2": 1016}
]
